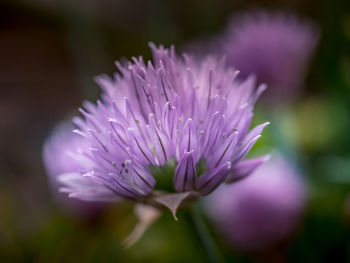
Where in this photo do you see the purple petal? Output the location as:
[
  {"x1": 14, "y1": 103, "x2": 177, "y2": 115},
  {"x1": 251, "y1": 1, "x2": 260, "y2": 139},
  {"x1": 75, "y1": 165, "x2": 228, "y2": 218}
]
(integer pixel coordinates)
[
  {"x1": 242, "y1": 122, "x2": 270, "y2": 145},
  {"x1": 232, "y1": 122, "x2": 269, "y2": 163},
  {"x1": 232, "y1": 135, "x2": 262, "y2": 164},
  {"x1": 125, "y1": 97, "x2": 146, "y2": 127},
  {"x1": 129, "y1": 129, "x2": 156, "y2": 165},
  {"x1": 126, "y1": 159, "x2": 156, "y2": 195},
  {"x1": 196, "y1": 161, "x2": 232, "y2": 195},
  {"x1": 174, "y1": 151, "x2": 197, "y2": 192},
  {"x1": 202, "y1": 113, "x2": 225, "y2": 157},
  {"x1": 226, "y1": 155, "x2": 270, "y2": 183},
  {"x1": 178, "y1": 118, "x2": 198, "y2": 160},
  {"x1": 161, "y1": 102, "x2": 178, "y2": 140},
  {"x1": 147, "y1": 115, "x2": 174, "y2": 165},
  {"x1": 58, "y1": 172, "x2": 119, "y2": 202},
  {"x1": 249, "y1": 84, "x2": 267, "y2": 105},
  {"x1": 207, "y1": 131, "x2": 238, "y2": 169}
]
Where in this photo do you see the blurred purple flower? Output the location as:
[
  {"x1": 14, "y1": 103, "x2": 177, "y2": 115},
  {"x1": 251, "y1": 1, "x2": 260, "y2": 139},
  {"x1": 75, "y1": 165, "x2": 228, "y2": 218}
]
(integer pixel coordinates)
[
  {"x1": 43, "y1": 44, "x2": 269, "y2": 217},
  {"x1": 206, "y1": 153, "x2": 307, "y2": 251},
  {"x1": 223, "y1": 11, "x2": 319, "y2": 101},
  {"x1": 185, "y1": 11, "x2": 319, "y2": 102},
  {"x1": 43, "y1": 122, "x2": 108, "y2": 219}
]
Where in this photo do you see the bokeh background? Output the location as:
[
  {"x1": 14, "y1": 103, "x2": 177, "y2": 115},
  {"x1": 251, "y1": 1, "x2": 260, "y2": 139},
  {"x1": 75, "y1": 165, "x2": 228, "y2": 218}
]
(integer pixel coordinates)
[{"x1": 1, "y1": 0, "x2": 350, "y2": 262}]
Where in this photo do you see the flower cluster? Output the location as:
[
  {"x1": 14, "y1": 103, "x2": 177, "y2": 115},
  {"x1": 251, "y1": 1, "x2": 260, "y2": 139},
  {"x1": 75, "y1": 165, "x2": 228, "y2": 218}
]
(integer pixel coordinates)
[{"x1": 43, "y1": 44, "x2": 268, "y2": 215}]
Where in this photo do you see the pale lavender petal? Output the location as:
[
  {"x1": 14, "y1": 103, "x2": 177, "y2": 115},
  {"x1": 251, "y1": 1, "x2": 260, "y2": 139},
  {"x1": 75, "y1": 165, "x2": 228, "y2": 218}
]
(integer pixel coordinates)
[{"x1": 58, "y1": 172, "x2": 119, "y2": 202}]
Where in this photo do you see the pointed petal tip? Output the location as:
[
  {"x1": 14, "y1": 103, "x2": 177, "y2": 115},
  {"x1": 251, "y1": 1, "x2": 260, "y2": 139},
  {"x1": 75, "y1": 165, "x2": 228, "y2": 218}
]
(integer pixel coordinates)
[
  {"x1": 152, "y1": 192, "x2": 193, "y2": 221},
  {"x1": 173, "y1": 211, "x2": 179, "y2": 221},
  {"x1": 258, "y1": 122, "x2": 270, "y2": 134},
  {"x1": 259, "y1": 83, "x2": 268, "y2": 91},
  {"x1": 226, "y1": 154, "x2": 271, "y2": 183},
  {"x1": 262, "y1": 154, "x2": 271, "y2": 161},
  {"x1": 148, "y1": 41, "x2": 156, "y2": 48},
  {"x1": 58, "y1": 188, "x2": 68, "y2": 194}
]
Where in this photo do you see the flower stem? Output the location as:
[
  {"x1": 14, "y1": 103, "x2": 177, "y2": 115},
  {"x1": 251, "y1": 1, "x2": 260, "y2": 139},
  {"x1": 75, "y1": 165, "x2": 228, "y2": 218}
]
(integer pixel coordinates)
[{"x1": 186, "y1": 204, "x2": 223, "y2": 263}]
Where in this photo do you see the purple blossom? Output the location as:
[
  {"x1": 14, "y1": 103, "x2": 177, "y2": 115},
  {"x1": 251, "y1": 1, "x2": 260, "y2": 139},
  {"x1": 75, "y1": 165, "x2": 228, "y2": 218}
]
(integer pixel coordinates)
[
  {"x1": 43, "y1": 44, "x2": 268, "y2": 215},
  {"x1": 185, "y1": 11, "x2": 319, "y2": 102},
  {"x1": 222, "y1": 11, "x2": 319, "y2": 101},
  {"x1": 206, "y1": 153, "x2": 307, "y2": 251}
]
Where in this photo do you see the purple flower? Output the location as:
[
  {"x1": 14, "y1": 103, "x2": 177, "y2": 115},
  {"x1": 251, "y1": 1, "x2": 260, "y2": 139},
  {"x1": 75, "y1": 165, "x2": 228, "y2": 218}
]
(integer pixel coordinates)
[
  {"x1": 185, "y1": 11, "x2": 319, "y2": 102},
  {"x1": 206, "y1": 153, "x2": 307, "y2": 251},
  {"x1": 222, "y1": 11, "x2": 319, "y2": 101},
  {"x1": 43, "y1": 122, "x2": 109, "y2": 219},
  {"x1": 43, "y1": 44, "x2": 268, "y2": 216}
]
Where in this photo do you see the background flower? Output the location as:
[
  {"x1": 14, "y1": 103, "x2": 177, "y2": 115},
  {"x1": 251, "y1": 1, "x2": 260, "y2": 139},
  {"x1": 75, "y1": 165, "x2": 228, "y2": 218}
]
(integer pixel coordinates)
[
  {"x1": 185, "y1": 10, "x2": 319, "y2": 103},
  {"x1": 206, "y1": 153, "x2": 307, "y2": 251},
  {"x1": 222, "y1": 11, "x2": 319, "y2": 102}
]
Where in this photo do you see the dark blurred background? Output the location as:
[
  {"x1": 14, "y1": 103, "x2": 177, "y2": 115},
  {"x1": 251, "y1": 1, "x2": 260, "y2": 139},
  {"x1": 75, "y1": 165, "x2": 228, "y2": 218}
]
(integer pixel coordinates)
[{"x1": 1, "y1": 0, "x2": 350, "y2": 262}]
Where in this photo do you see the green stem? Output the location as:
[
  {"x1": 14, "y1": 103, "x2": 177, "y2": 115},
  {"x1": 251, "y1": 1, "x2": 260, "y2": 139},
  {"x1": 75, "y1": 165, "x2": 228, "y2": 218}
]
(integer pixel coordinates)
[{"x1": 186, "y1": 204, "x2": 223, "y2": 263}]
